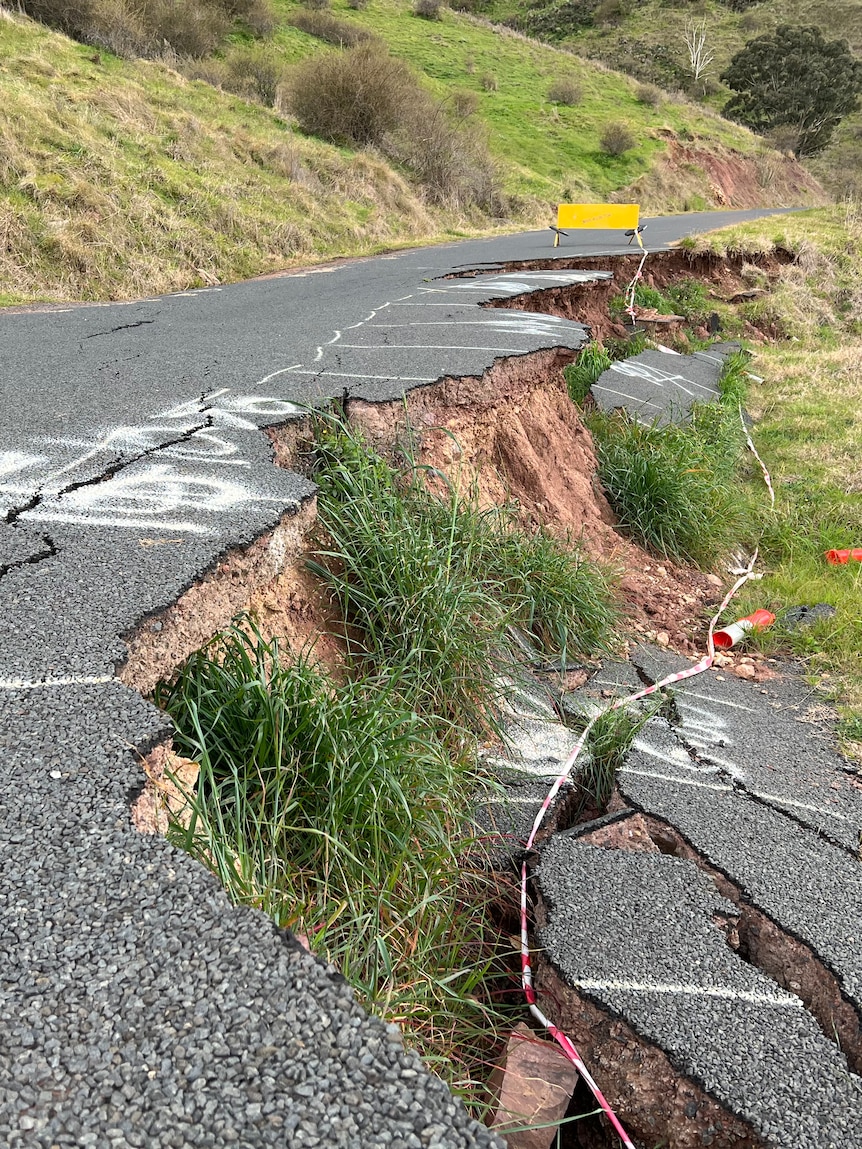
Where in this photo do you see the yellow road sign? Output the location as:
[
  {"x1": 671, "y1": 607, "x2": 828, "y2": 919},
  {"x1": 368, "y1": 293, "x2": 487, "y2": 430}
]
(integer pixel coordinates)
[{"x1": 557, "y1": 203, "x2": 640, "y2": 230}]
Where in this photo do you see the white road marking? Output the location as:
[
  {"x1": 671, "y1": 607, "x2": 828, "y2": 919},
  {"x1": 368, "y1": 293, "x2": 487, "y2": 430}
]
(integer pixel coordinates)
[
  {"x1": 284, "y1": 370, "x2": 437, "y2": 382},
  {"x1": 254, "y1": 364, "x2": 304, "y2": 386},
  {"x1": 621, "y1": 766, "x2": 732, "y2": 792},
  {"x1": 335, "y1": 344, "x2": 532, "y2": 353},
  {"x1": 575, "y1": 979, "x2": 801, "y2": 1008}
]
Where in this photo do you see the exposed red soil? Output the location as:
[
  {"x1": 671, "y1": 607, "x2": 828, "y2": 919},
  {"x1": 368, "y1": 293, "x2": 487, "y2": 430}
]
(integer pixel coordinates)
[
  {"x1": 347, "y1": 354, "x2": 721, "y2": 656},
  {"x1": 481, "y1": 249, "x2": 792, "y2": 345}
]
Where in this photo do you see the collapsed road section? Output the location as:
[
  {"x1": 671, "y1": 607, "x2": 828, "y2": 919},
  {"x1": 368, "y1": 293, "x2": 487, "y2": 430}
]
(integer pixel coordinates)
[
  {"x1": 0, "y1": 211, "x2": 836, "y2": 1147},
  {"x1": 533, "y1": 651, "x2": 862, "y2": 1148}
]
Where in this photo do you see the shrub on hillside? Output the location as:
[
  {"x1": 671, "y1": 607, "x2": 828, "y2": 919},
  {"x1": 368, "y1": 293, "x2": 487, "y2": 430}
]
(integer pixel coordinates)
[
  {"x1": 288, "y1": 42, "x2": 418, "y2": 148},
  {"x1": 19, "y1": 0, "x2": 276, "y2": 58},
  {"x1": 289, "y1": 42, "x2": 503, "y2": 210},
  {"x1": 288, "y1": 9, "x2": 374, "y2": 46},
  {"x1": 635, "y1": 82, "x2": 662, "y2": 107},
  {"x1": 547, "y1": 78, "x2": 582, "y2": 106},
  {"x1": 414, "y1": 0, "x2": 444, "y2": 18},
  {"x1": 480, "y1": 72, "x2": 498, "y2": 91},
  {"x1": 600, "y1": 120, "x2": 636, "y2": 156}
]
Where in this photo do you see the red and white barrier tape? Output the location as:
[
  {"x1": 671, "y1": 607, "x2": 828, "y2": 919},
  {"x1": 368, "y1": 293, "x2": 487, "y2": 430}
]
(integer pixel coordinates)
[
  {"x1": 625, "y1": 229, "x2": 652, "y2": 326},
  {"x1": 518, "y1": 410, "x2": 776, "y2": 1143}
]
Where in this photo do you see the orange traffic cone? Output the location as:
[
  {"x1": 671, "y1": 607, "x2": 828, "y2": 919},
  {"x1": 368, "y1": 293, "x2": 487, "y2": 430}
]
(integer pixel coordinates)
[
  {"x1": 825, "y1": 548, "x2": 862, "y2": 565},
  {"x1": 714, "y1": 609, "x2": 775, "y2": 650}
]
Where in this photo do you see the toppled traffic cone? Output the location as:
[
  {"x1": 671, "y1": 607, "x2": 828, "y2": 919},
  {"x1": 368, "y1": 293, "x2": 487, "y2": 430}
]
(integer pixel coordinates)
[
  {"x1": 825, "y1": 548, "x2": 862, "y2": 565},
  {"x1": 714, "y1": 609, "x2": 775, "y2": 651}
]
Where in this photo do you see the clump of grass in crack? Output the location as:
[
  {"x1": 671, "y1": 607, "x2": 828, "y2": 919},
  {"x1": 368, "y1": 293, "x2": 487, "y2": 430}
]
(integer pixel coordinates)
[
  {"x1": 569, "y1": 698, "x2": 664, "y2": 815},
  {"x1": 309, "y1": 416, "x2": 619, "y2": 732},
  {"x1": 717, "y1": 349, "x2": 752, "y2": 408},
  {"x1": 587, "y1": 401, "x2": 757, "y2": 568},
  {"x1": 156, "y1": 623, "x2": 519, "y2": 1104},
  {"x1": 564, "y1": 342, "x2": 611, "y2": 405}
]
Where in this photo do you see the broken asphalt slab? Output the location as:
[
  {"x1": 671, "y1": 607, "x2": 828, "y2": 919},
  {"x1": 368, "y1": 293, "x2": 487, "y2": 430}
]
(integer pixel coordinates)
[
  {"x1": 535, "y1": 649, "x2": 862, "y2": 1147},
  {"x1": 591, "y1": 344, "x2": 740, "y2": 426}
]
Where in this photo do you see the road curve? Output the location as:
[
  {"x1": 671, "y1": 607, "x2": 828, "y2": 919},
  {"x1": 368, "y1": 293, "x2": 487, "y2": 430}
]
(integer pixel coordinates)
[{"x1": 0, "y1": 208, "x2": 801, "y2": 1147}]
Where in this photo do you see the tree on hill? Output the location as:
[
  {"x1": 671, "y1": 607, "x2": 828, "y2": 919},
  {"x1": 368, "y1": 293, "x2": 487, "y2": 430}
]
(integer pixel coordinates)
[{"x1": 721, "y1": 25, "x2": 862, "y2": 156}]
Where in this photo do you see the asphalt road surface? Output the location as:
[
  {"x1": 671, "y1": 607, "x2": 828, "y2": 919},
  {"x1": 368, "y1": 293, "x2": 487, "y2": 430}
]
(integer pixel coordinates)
[{"x1": 0, "y1": 208, "x2": 805, "y2": 1147}]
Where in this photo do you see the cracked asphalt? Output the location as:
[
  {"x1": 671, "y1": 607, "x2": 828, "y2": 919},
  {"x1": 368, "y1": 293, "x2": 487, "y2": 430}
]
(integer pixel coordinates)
[
  {"x1": 536, "y1": 357, "x2": 862, "y2": 1146},
  {"x1": 0, "y1": 209, "x2": 802, "y2": 1145}
]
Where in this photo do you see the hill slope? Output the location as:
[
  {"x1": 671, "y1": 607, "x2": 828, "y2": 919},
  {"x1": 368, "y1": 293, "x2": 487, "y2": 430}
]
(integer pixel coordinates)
[
  {"x1": 473, "y1": 0, "x2": 862, "y2": 196},
  {"x1": 0, "y1": 4, "x2": 824, "y2": 303}
]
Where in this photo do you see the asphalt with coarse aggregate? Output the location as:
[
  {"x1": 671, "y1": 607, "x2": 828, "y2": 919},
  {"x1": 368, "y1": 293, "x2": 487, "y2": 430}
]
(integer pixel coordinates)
[{"x1": 0, "y1": 208, "x2": 804, "y2": 1145}]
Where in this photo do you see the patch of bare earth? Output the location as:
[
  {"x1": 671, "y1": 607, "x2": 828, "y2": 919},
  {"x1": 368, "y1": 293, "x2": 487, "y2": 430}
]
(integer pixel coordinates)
[
  {"x1": 474, "y1": 248, "x2": 792, "y2": 345},
  {"x1": 120, "y1": 497, "x2": 344, "y2": 697}
]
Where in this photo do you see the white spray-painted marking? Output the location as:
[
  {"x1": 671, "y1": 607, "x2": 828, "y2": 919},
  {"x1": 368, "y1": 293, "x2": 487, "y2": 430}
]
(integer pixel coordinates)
[
  {"x1": 0, "y1": 674, "x2": 116, "y2": 689},
  {"x1": 609, "y1": 360, "x2": 717, "y2": 398},
  {"x1": 574, "y1": 979, "x2": 801, "y2": 1008},
  {"x1": 621, "y1": 766, "x2": 733, "y2": 792},
  {"x1": 24, "y1": 464, "x2": 291, "y2": 534},
  {"x1": 1, "y1": 389, "x2": 305, "y2": 534}
]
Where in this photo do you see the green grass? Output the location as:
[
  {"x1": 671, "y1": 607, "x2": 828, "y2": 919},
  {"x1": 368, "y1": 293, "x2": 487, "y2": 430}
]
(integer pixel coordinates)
[
  {"x1": 155, "y1": 412, "x2": 622, "y2": 1101},
  {"x1": 586, "y1": 383, "x2": 758, "y2": 568},
  {"x1": 156, "y1": 623, "x2": 519, "y2": 1103},
  {"x1": 566, "y1": 696, "x2": 665, "y2": 815},
  {"x1": 688, "y1": 209, "x2": 862, "y2": 743},
  {"x1": 309, "y1": 416, "x2": 619, "y2": 742}
]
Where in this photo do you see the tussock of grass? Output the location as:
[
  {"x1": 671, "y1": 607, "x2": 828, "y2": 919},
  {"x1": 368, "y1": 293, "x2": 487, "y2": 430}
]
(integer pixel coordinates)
[
  {"x1": 564, "y1": 342, "x2": 611, "y2": 404},
  {"x1": 310, "y1": 416, "x2": 619, "y2": 743},
  {"x1": 587, "y1": 392, "x2": 756, "y2": 568},
  {"x1": 568, "y1": 698, "x2": 664, "y2": 815},
  {"x1": 156, "y1": 624, "x2": 517, "y2": 1100}
]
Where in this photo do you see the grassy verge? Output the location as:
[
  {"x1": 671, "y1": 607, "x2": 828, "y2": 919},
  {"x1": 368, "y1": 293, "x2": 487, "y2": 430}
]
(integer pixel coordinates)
[
  {"x1": 686, "y1": 207, "x2": 862, "y2": 746},
  {"x1": 156, "y1": 416, "x2": 620, "y2": 1107}
]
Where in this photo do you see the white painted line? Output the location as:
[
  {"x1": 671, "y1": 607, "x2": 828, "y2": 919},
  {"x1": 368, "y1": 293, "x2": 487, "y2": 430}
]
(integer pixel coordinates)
[
  {"x1": 679, "y1": 689, "x2": 757, "y2": 713},
  {"x1": 592, "y1": 385, "x2": 665, "y2": 410},
  {"x1": 575, "y1": 979, "x2": 801, "y2": 1008},
  {"x1": 335, "y1": 344, "x2": 531, "y2": 353},
  {"x1": 631, "y1": 737, "x2": 714, "y2": 772},
  {"x1": 0, "y1": 674, "x2": 117, "y2": 690},
  {"x1": 752, "y1": 791, "x2": 853, "y2": 823},
  {"x1": 254, "y1": 365, "x2": 304, "y2": 386},
  {"x1": 621, "y1": 766, "x2": 732, "y2": 792},
  {"x1": 21, "y1": 511, "x2": 212, "y2": 533}
]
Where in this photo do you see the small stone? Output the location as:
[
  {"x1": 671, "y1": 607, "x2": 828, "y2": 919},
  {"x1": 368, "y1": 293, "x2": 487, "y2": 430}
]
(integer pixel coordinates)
[
  {"x1": 655, "y1": 631, "x2": 670, "y2": 648},
  {"x1": 734, "y1": 663, "x2": 757, "y2": 680}
]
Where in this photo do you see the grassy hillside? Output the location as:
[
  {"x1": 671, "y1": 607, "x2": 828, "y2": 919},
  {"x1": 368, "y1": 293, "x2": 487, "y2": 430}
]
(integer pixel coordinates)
[
  {"x1": 0, "y1": 3, "x2": 823, "y2": 303},
  {"x1": 473, "y1": 0, "x2": 862, "y2": 196}
]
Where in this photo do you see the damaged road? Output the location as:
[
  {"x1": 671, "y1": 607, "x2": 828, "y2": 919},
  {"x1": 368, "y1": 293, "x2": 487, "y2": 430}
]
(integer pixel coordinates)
[
  {"x1": 535, "y1": 651, "x2": 862, "y2": 1148},
  {"x1": 0, "y1": 208, "x2": 806, "y2": 1147}
]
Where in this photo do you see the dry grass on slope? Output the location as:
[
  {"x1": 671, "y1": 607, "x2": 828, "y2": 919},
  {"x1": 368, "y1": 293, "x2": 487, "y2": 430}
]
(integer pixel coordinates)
[{"x1": 0, "y1": 13, "x2": 473, "y2": 304}]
